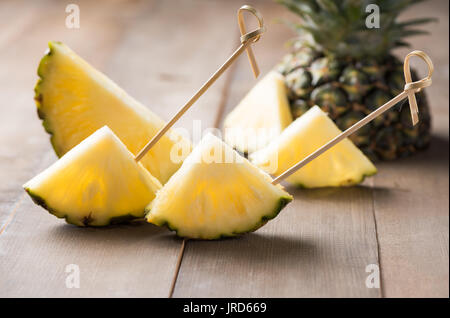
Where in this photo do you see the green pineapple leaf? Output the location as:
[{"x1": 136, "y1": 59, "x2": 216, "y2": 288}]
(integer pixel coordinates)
[{"x1": 277, "y1": 0, "x2": 436, "y2": 59}]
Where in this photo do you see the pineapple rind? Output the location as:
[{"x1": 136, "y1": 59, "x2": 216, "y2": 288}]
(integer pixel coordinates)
[
  {"x1": 276, "y1": 0, "x2": 434, "y2": 160},
  {"x1": 147, "y1": 196, "x2": 292, "y2": 240},
  {"x1": 35, "y1": 43, "x2": 59, "y2": 154},
  {"x1": 290, "y1": 169, "x2": 377, "y2": 189},
  {"x1": 25, "y1": 188, "x2": 139, "y2": 226}
]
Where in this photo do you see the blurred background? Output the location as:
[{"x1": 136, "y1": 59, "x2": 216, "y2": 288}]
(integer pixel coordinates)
[{"x1": 0, "y1": 0, "x2": 448, "y2": 167}]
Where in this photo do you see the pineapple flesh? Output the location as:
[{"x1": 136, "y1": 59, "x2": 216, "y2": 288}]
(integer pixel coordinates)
[
  {"x1": 24, "y1": 127, "x2": 162, "y2": 226},
  {"x1": 223, "y1": 71, "x2": 293, "y2": 154},
  {"x1": 35, "y1": 41, "x2": 191, "y2": 184},
  {"x1": 250, "y1": 106, "x2": 377, "y2": 188},
  {"x1": 277, "y1": 0, "x2": 433, "y2": 160},
  {"x1": 146, "y1": 134, "x2": 293, "y2": 239}
]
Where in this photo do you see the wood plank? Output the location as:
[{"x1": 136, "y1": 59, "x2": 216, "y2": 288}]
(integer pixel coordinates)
[
  {"x1": 373, "y1": 0, "x2": 449, "y2": 297},
  {"x1": 1, "y1": 0, "x2": 447, "y2": 298},
  {"x1": 0, "y1": 0, "x2": 165, "y2": 297},
  {"x1": 174, "y1": 187, "x2": 381, "y2": 297},
  {"x1": 0, "y1": 0, "x2": 236, "y2": 297},
  {"x1": 172, "y1": 0, "x2": 381, "y2": 298}
]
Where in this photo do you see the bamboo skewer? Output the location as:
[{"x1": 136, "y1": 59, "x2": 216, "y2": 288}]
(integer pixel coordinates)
[
  {"x1": 130, "y1": 4, "x2": 433, "y2": 189},
  {"x1": 134, "y1": 5, "x2": 265, "y2": 162},
  {"x1": 272, "y1": 50, "x2": 434, "y2": 185}
]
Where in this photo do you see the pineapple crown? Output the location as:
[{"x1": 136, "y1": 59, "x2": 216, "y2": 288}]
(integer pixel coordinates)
[{"x1": 277, "y1": 0, "x2": 436, "y2": 60}]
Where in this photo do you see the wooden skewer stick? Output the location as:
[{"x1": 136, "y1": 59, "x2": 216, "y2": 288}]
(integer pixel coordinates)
[
  {"x1": 134, "y1": 5, "x2": 265, "y2": 162},
  {"x1": 272, "y1": 50, "x2": 434, "y2": 185}
]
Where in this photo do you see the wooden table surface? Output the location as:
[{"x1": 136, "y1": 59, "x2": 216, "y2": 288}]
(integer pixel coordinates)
[{"x1": 0, "y1": 0, "x2": 448, "y2": 298}]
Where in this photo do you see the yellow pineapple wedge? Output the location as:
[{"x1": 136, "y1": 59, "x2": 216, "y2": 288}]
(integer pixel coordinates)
[
  {"x1": 24, "y1": 126, "x2": 162, "y2": 226},
  {"x1": 35, "y1": 41, "x2": 191, "y2": 184},
  {"x1": 146, "y1": 133, "x2": 293, "y2": 239},
  {"x1": 250, "y1": 106, "x2": 377, "y2": 188},
  {"x1": 223, "y1": 71, "x2": 293, "y2": 154}
]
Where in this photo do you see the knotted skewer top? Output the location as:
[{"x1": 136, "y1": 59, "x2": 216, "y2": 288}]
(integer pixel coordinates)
[
  {"x1": 134, "y1": 5, "x2": 265, "y2": 162},
  {"x1": 238, "y1": 5, "x2": 266, "y2": 78},
  {"x1": 403, "y1": 50, "x2": 434, "y2": 126}
]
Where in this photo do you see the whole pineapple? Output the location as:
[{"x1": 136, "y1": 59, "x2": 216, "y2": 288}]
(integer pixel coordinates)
[{"x1": 277, "y1": 0, "x2": 435, "y2": 160}]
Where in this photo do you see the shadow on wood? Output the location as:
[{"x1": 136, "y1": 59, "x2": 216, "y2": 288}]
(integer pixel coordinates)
[
  {"x1": 185, "y1": 232, "x2": 317, "y2": 263},
  {"x1": 420, "y1": 135, "x2": 449, "y2": 164},
  {"x1": 287, "y1": 184, "x2": 377, "y2": 201},
  {"x1": 48, "y1": 221, "x2": 180, "y2": 245}
]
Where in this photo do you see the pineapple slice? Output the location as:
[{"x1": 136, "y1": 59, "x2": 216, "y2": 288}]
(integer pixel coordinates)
[
  {"x1": 223, "y1": 71, "x2": 292, "y2": 154},
  {"x1": 146, "y1": 134, "x2": 293, "y2": 239},
  {"x1": 35, "y1": 41, "x2": 191, "y2": 184},
  {"x1": 250, "y1": 106, "x2": 377, "y2": 188},
  {"x1": 24, "y1": 126, "x2": 162, "y2": 226}
]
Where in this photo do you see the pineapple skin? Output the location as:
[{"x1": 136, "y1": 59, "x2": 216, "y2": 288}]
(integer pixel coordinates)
[
  {"x1": 278, "y1": 51, "x2": 431, "y2": 161},
  {"x1": 34, "y1": 44, "x2": 58, "y2": 153},
  {"x1": 148, "y1": 196, "x2": 292, "y2": 240},
  {"x1": 25, "y1": 188, "x2": 137, "y2": 226}
]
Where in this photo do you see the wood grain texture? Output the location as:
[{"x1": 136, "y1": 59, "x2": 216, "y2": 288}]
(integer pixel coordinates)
[
  {"x1": 0, "y1": 0, "x2": 178, "y2": 297},
  {"x1": 373, "y1": 0, "x2": 449, "y2": 298},
  {"x1": 174, "y1": 187, "x2": 381, "y2": 297},
  {"x1": 0, "y1": 0, "x2": 448, "y2": 298},
  {"x1": 0, "y1": 1, "x2": 44, "y2": 50},
  {"x1": 172, "y1": 1, "x2": 381, "y2": 298},
  {"x1": 0, "y1": 0, "x2": 237, "y2": 297}
]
